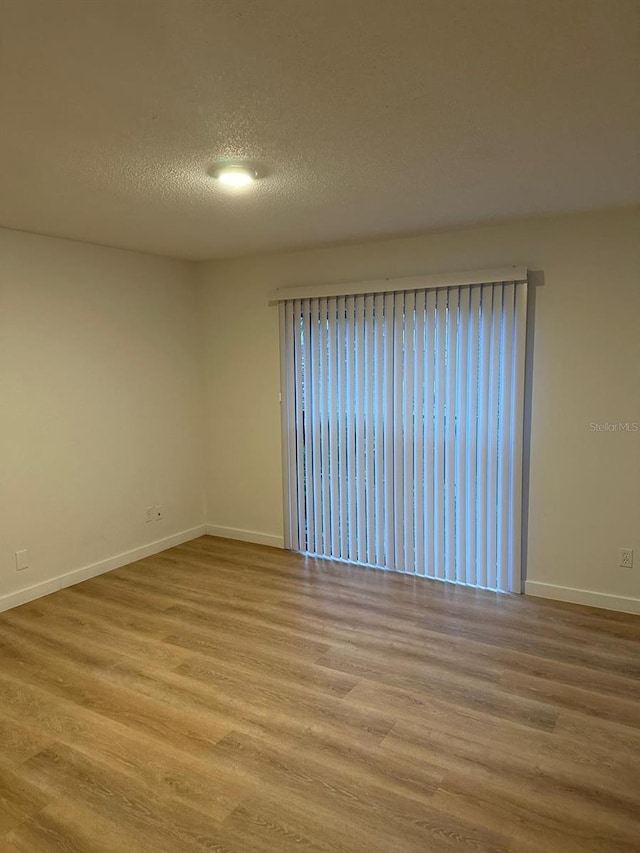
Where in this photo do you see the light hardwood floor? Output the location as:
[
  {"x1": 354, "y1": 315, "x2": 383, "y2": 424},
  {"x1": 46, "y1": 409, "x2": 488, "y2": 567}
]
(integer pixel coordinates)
[{"x1": 0, "y1": 535, "x2": 639, "y2": 852}]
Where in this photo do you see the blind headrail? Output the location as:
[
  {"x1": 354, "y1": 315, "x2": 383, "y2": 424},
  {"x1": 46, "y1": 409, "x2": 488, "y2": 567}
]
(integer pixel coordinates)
[{"x1": 268, "y1": 266, "x2": 528, "y2": 305}]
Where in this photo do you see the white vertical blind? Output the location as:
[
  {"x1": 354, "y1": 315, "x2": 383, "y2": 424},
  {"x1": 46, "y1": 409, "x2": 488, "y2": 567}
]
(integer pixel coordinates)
[{"x1": 279, "y1": 278, "x2": 528, "y2": 593}]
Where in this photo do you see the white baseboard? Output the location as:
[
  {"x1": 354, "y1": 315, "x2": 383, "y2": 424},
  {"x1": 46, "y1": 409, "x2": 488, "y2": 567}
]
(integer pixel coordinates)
[
  {"x1": 206, "y1": 524, "x2": 284, "y2": 550},
  {"x1": 525, "y1": 581, "x2": 640, "y2": 615},
  {"x1": 0, "y1": 525, "x2": 207, "y2": 615}
]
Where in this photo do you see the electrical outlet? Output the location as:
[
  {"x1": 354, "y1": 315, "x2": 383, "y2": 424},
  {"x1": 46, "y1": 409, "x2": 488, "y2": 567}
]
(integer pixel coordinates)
[
  {"x1": 15, "y1": 549, "x2": 29, "y2": 571},
  {"x1": 619, "y1": 548, "x2": 633, "y2": 568},
  {"x1": 145, "y1": 506, "x2": 154, "y2": 523},
  {"x1": 155, "y1": 504, "x2": 163, "y2": 521}
]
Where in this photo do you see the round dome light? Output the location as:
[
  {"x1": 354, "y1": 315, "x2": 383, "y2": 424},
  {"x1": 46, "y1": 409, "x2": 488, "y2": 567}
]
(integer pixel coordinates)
[{"x1": 212, "y1": 164, "x2": 257, "y2": 187}]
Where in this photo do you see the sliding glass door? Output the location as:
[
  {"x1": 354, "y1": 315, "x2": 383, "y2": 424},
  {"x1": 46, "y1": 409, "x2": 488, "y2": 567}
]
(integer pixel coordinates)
[{"x1": 278, "y1": 276, "x2": 527, "y2": 592}]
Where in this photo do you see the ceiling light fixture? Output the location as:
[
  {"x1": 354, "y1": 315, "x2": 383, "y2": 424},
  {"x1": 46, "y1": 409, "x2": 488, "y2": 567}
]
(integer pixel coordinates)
[{"x1": 212, "y1": 164, "x2": 257, "y2": 188}]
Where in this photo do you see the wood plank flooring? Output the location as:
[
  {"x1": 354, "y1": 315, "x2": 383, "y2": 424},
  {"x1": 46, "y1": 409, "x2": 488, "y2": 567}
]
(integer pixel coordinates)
[{"x1": 0, "y1": 535, "x2": 639, "y2": 852}]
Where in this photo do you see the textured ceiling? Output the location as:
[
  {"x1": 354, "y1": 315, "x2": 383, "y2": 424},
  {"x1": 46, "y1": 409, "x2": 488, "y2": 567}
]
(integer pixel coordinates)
[{"x1": 0, "y1": 0, "x2": 638, "y2": 260}]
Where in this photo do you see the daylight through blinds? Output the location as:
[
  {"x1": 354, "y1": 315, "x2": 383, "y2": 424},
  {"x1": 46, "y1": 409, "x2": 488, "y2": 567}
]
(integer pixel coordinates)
[{"x1": 279, "y1": 280, "x2": 527, "y2": 592}]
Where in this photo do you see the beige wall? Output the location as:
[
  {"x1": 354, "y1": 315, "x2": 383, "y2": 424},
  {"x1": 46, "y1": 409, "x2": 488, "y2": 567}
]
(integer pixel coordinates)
[
  {"x1": 0, "y1": 229, "x2": 205, "y2": 607},
  {"x1": 199, "y1": 207, "x2": 640, "y2": 610}
]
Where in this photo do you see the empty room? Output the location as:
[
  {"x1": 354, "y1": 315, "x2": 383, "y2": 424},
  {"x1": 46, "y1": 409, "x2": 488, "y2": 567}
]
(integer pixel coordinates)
[{"x1": 1, "y1": 1, "x2": 639, "y2": 851}]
